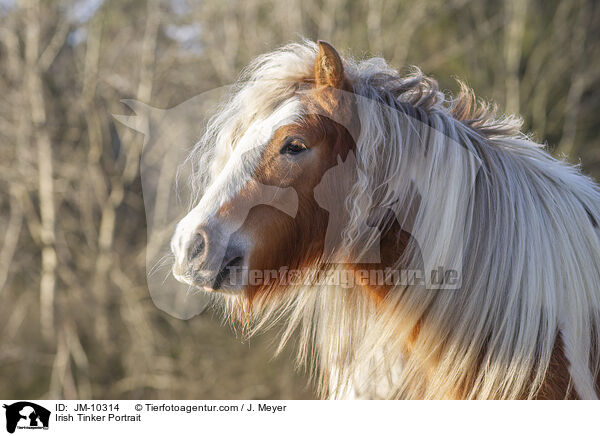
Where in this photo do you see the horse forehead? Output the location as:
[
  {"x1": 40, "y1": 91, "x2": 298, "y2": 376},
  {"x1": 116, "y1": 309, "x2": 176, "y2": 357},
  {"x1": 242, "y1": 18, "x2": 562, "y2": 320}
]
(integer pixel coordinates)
[
  {"x1": 210, "y1": 98, "x2": 303, "y2": 177},
  {"x1": 197, "y1": 98, "x2": 303, "y2": 214}
]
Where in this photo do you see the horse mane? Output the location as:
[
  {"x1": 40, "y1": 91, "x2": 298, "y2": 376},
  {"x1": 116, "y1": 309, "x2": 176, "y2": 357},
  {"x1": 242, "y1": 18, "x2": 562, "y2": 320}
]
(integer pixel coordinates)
[{"x1": 193, "y1": 40, "x2": 600, "y2": 399}]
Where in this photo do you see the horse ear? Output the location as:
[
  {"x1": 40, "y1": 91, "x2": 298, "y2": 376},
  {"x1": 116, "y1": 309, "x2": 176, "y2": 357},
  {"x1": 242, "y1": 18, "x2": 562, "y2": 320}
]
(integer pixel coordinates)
[{"x1": 315, "y1": 41, "x2": 345, "y2": 89}]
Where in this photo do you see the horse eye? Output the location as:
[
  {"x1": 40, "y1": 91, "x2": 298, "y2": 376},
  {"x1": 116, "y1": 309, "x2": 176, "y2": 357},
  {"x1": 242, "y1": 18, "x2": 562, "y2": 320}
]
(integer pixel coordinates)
[{"x1": 281, "y1": 138, "x2": 307, "y2": 155}]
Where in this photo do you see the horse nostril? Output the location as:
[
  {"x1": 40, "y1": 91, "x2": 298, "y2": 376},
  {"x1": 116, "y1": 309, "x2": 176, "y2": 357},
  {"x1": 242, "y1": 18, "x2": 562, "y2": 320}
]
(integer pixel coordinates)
[{"x1": 187, "y1": 230, "x2": 207, "y2": 262}]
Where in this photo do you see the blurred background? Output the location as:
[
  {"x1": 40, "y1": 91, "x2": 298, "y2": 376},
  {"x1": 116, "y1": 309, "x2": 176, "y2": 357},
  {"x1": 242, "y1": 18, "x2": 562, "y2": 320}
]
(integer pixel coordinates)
[{"x1": 0, "y1": 0, "x2": 599, "y2": 399}]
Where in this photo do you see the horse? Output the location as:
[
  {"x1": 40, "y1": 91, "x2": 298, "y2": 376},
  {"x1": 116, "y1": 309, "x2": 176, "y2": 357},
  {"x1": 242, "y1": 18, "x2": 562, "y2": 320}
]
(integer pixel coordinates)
[{"x1": 170, "y1": 40, "x2": 600, "y2": 399}]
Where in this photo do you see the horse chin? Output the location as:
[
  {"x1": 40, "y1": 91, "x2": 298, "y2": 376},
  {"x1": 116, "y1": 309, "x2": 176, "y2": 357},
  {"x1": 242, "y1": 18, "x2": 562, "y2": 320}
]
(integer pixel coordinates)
[
  {"x1": 198, "y1": 275, "x2": 247, "y2": 295},
  {"x1": 172, "y1": 249, "x2": 249, "y2": 294},
  {"x1": 201, "y1": 285, "x2": 245, "y2": 296},
  {"x1": 173, "y1": 273, "x2": 246, "y2": 295}
]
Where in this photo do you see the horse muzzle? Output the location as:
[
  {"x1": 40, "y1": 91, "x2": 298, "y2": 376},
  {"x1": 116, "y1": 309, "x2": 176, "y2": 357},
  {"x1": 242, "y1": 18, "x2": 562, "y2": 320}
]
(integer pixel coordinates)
[{"x1": 171, "y1": 215, "x2": 248, "y2": 292}]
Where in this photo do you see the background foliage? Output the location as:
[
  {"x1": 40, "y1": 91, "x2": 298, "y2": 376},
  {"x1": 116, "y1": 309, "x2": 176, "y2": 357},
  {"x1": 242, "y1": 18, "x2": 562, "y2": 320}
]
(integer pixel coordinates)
[{"x1": 0, "y1": 0, "x2": 599, "y2": 399}]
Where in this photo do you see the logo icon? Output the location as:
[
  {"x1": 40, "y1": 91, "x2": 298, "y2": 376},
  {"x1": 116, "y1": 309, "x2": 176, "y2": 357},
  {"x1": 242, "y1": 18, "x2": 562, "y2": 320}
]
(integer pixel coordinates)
[{"x1": 2, "y1": 402, "x2": 50, "y2": 434}]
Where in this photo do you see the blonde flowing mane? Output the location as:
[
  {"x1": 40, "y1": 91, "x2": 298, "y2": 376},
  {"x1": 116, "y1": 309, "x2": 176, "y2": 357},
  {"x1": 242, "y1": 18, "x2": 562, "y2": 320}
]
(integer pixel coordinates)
[{"x1": 190, "y1": 40, "x2": 600, "y2": 399}]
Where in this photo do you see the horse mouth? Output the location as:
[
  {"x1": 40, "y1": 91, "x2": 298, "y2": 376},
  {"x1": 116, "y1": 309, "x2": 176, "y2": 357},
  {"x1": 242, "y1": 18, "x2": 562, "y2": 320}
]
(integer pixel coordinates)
[{"x1": 210, "y1": 256, "x2": 244, "y2": 291}]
